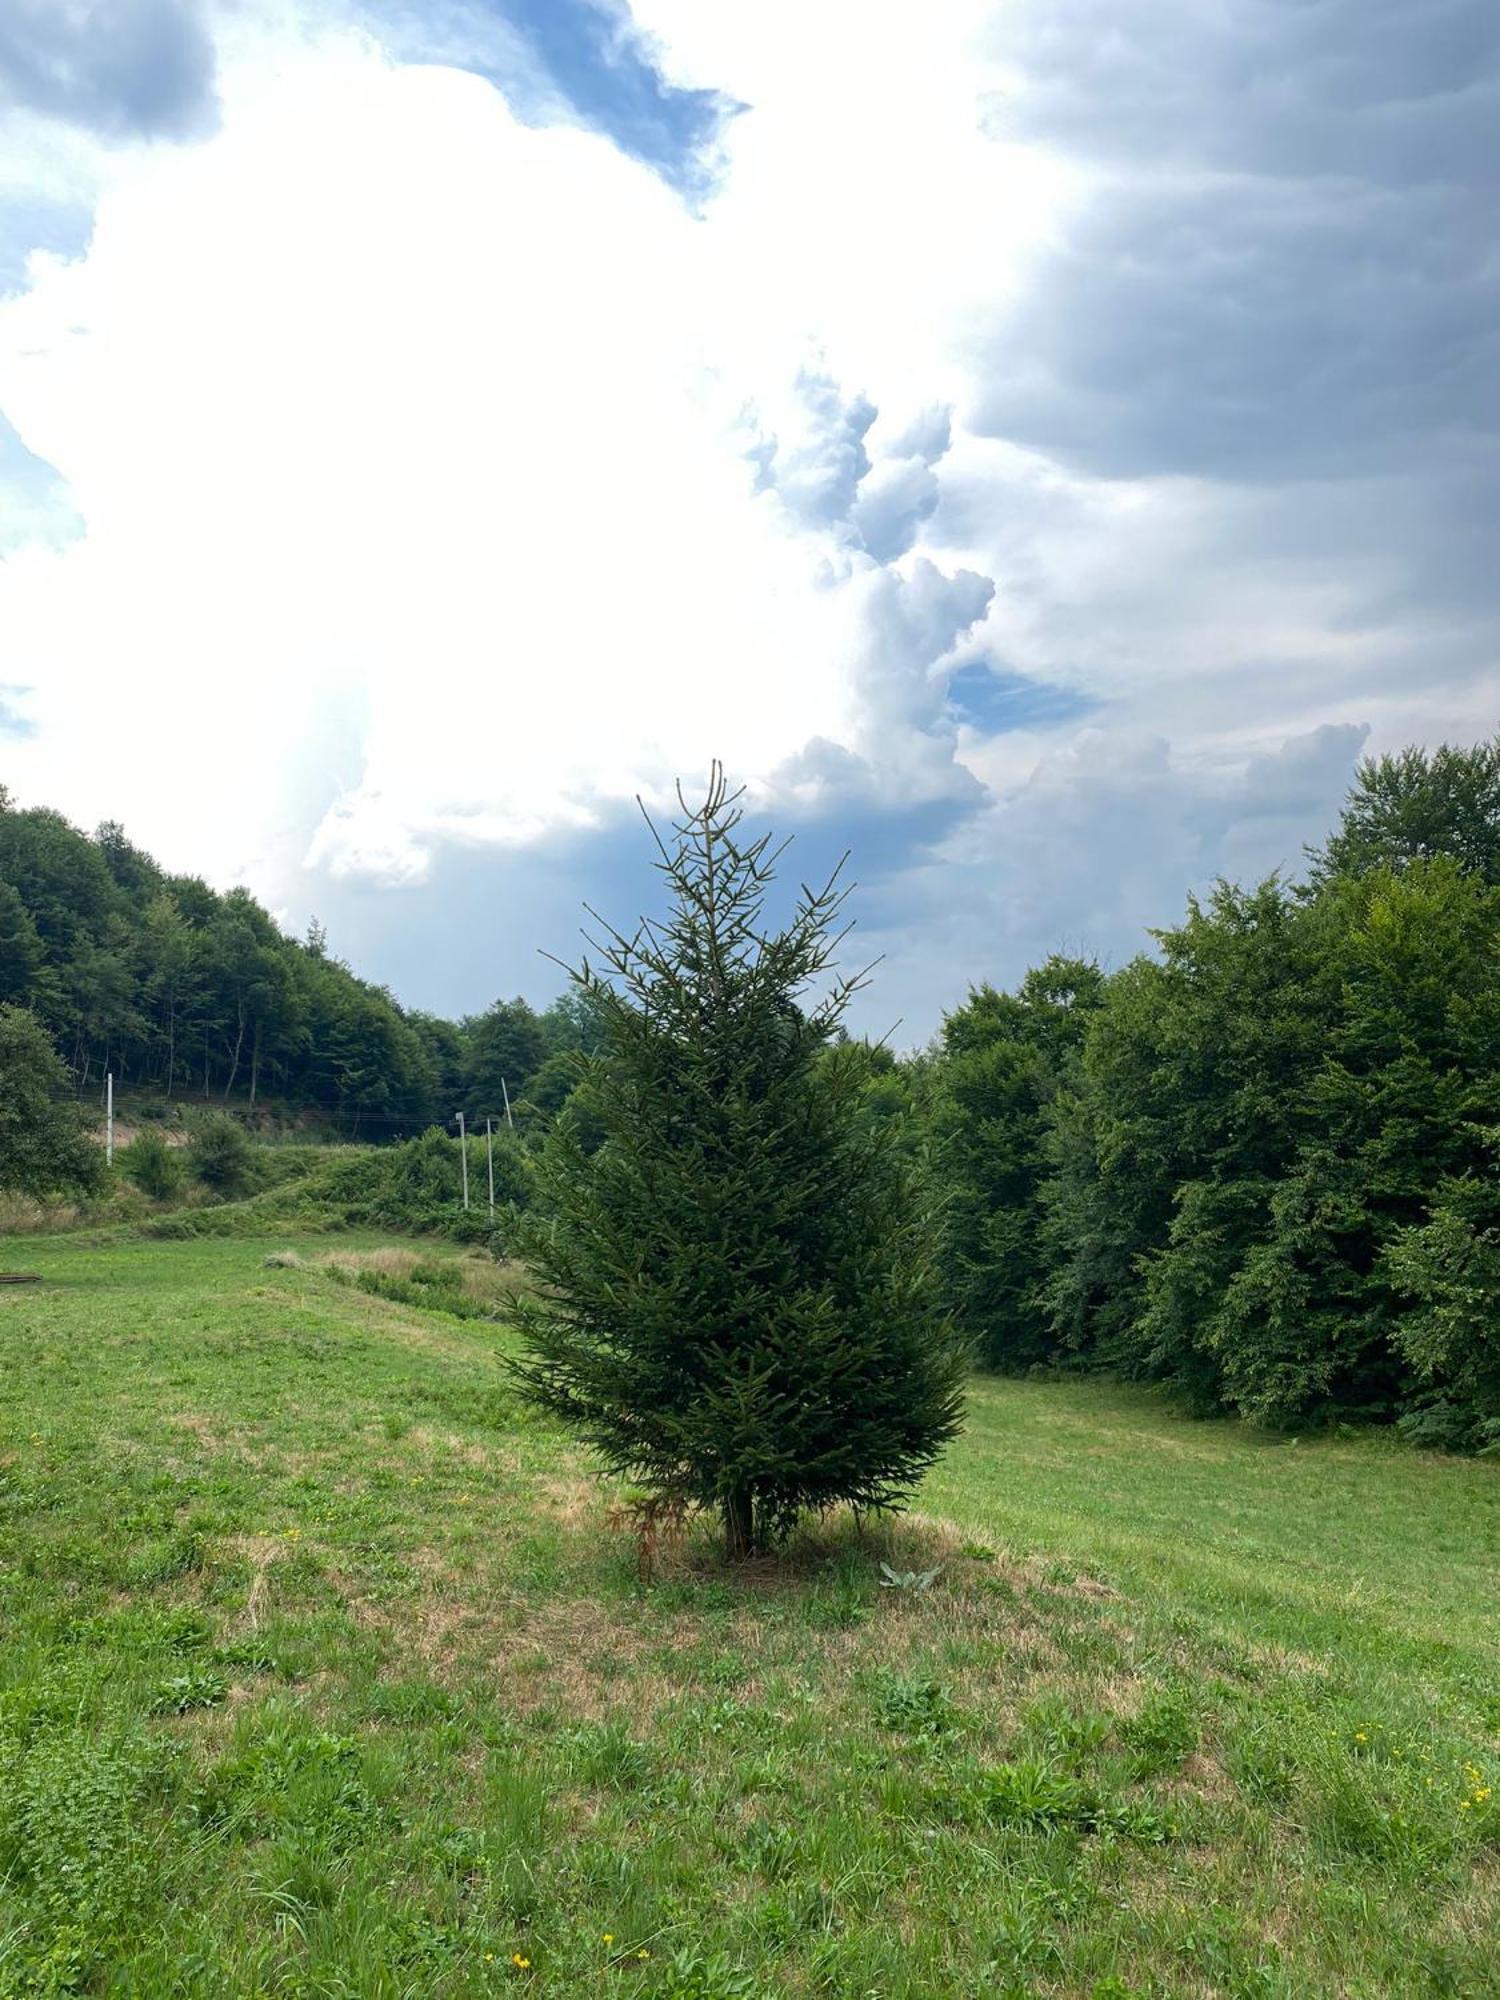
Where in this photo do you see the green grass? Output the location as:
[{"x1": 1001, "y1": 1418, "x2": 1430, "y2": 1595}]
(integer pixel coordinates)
[{"x1": 1, "y1": 1234, "x2": 1496, "y2": 1997}]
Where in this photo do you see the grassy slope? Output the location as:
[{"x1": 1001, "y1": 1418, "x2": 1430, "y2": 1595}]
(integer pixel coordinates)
[{"x1": 0, "y1": 1236, "x2": 1496, "y2": 1999}]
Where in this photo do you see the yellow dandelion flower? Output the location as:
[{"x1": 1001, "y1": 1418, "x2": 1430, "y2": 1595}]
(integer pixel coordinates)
[
  {"x1": 512, "y1": 1954, "x2": 530, "y2": 1970},
  {"x1": 602, "y1": 1934, "x2": 614, "y2": 1945}
]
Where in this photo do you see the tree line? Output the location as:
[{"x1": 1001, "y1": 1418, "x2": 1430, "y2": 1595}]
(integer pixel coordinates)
[
  {"x1": 929, "y1": 740, "x2": 1500, "y2": 1451},
  {"x1": 0, "y1": 786, "x2": 597, "y2": 1132}
]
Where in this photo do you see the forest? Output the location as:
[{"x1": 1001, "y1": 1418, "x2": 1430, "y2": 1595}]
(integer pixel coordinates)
[
  {"x1": 3, "y1": 739, "x2": 1498, "y2": 1449},
  {"x1": 0, "y1": 783, "x2": 593, "y2": 1132}
]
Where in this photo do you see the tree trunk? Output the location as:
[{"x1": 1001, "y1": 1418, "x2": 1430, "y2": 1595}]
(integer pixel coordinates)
[
  {"x1": 224, "y1": 1008, "x2": 245, "y2": 1101},
  {"x1": 723, "y1": 1487, "x2": 754, "y2": 1561}
]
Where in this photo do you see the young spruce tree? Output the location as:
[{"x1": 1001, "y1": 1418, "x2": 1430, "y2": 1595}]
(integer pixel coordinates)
[{"x1": 509, "y1": 769, "x2": 965, "y2": 1559}]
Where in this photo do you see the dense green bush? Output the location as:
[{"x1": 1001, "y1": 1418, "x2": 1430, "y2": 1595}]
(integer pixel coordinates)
[
  {"x1": 1383, "y1": 1155, "x2": 1500, "y2": 1453},
  {"x1": 188, "y1": 1114, "x2": 256, "y2": 1197},
  {"x1": 122, "y1": 1128, "x2": 183, "y2": 1201}
]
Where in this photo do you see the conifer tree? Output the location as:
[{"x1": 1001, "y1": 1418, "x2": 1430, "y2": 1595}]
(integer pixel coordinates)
[{"x1": 509, "y1": 768, "x2": 965, "y2": 1558}]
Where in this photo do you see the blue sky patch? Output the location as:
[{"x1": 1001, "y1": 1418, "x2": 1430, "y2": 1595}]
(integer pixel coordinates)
[
  {"x1": 946, "y1": 661, "x2": 1096, "y2": 735},
  {"x1": 0, "y1": 683, "x2": 36, "y2": 737},
  {"x1": 0, "y1": 196, "x2": 92, "y2": 298},
  {"x1": 0, "y1": 410, "x2": 82, "y2": 553},
  {"x1": 382, "y1": 0, "x2": 739, "y2": 200},
  {"x1": 499, "y1": 0, "x2": 736, "y2": 197}
]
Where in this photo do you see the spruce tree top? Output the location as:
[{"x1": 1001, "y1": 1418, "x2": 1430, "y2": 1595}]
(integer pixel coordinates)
[{"x1": 509, "y1": 767, "x2": 965, "y2": 1557}]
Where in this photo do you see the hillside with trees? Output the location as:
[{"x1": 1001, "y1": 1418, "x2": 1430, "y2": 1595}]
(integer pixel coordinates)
[{"x1": 0, "y1": 786, "x2": 593, "y2": 1133}]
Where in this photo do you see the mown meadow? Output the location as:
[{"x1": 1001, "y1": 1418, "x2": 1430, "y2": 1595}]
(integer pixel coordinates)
[{"x1": 2, "y1": 1232, "x2": 1496, "y2": 1998}]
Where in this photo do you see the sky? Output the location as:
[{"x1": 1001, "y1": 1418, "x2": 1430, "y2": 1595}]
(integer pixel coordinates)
[{"x1": 0, "y1": 0, "x2": 1495, "y2": 1041}]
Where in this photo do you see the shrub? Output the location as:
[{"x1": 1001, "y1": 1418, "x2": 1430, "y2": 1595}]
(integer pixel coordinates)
[
  {"x1": 260, "y1": 1130, "x2": 530, "y2": 1240},
  {"x1": 189, "y1": 1114, "x2": 255, "y2": 1197},
  {"x1": 123, "y1": 1127, "x2": 183, "y2": 1201}
]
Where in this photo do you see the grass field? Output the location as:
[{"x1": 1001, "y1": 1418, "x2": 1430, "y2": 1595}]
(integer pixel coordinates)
[{"x1": 1, "y1": 1234, "x2": 1496, "y2": 1998}]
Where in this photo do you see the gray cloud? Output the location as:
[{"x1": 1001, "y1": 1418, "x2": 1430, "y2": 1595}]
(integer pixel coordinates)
[
  {"x1": 977, "y1": 0, "x2": 1499, "y2": 485},
  {"x1": 749, "y1": 368, "x2": 877, "y2": 533},
  {"x1": 759, "y1": 560, "x2": 995, "y2": 854},
  {"x1": 976, "y1": 176, "x2": 1498, "y2": 485},
  {"x1": 887, "y1": 406, "x2": 953, "y2": 467},
  {"x1": 741, "y1": 372, "x2": 1003, "y2": 818},
  {"x1": 850, "y1": 559, "x2": 995, "y2": 738},
  {"x1": 991, "y1": 0, "x2": 1499, "y2": 189},
  {"x1": 0, "y1": 0, "x2": 217, "y2": 142},
  {"x1": 925, "y1": 0, "x2": 1500, "y2": 974},
  {"x1": 850, "y1": 454, "x2": 942, "y2": 564},
  {"x1": 749, "y1": 374, "x2": 963, "y2": 565}
]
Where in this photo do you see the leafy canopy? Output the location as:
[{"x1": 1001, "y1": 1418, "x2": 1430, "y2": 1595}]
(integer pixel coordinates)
[
  {"x1": 0, "y1": 1004, "x2": 102, "y2": 1202},
  {"x1": 933, "y1": 740, "x2": 1500, "y2": 1451},
  {"x1": 1308, "y1": 736, "x2": 1500, "y2": 887}
]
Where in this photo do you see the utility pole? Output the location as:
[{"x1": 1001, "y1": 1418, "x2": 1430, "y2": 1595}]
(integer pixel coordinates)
[
  {"x1": 501, "y1": 1076, "x2": 514, "y2": 1131},
  {"x1": 485, "y1": 1117, "x2": 495, "y2": 1217},
  {"x1": 106, "y1": 1072, "x2": 114, "y2": 1166},
  {"x1": 455, "y1": 1111, "x2": 469, "y2": 1210}
]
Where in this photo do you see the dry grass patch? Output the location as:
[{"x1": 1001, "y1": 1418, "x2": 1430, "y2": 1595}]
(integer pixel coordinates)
[
  {"x1": 340, "y1": 1501, "x2": 1108, "y2": 1742},
  {"x1": 218, "y1": 1531, "x2": 292, "y2": 1633},
  {"x1": 318, "y1": 1245, "x2": 423, "y2": 1279},
  {"x1": 165, "y1": 1409, "x2": 228, "y2": 1450}
]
